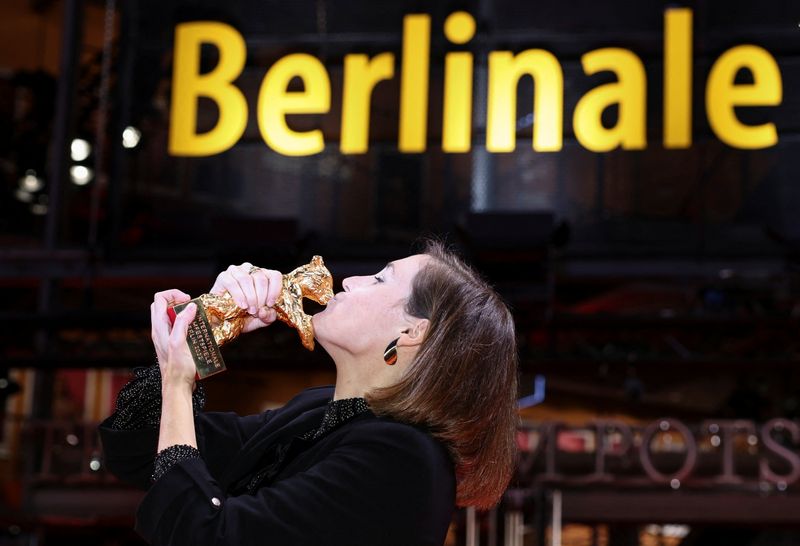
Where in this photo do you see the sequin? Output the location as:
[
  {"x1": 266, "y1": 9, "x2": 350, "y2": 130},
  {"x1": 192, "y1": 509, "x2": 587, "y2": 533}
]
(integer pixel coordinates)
[
  {"x1": 109, "y1": 362, "x2": 206, "y2": 430},
  {"x1": 150, "y1": 443, "x2": 201, "y2": 482},
  {"x1": 303, "y1": 397, "x2": 370, "y2": 441},
  {"x1": 242, "y1": 397, "x2": 371, "y2": 494},
  {"x1": 110, "y1": 365, "x2": 370, "y2": 488}
]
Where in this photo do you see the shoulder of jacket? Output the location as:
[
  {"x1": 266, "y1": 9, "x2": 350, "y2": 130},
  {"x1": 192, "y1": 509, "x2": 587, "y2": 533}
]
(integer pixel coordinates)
[
  {"x1": 301, "y1": 384, "x2": 335, "y2": 395},
  {"x1": 346, "y1": 415, "x2": 451, "y2": 461},
  {"x1": 283, "y1": 384, "x2": 334, "y2": 407}
]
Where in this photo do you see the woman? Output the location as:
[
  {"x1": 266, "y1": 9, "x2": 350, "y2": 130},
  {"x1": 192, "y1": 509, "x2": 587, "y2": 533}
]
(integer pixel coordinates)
[{"x1": 98, "y1": 240, "x2": 519, "y2": 546}]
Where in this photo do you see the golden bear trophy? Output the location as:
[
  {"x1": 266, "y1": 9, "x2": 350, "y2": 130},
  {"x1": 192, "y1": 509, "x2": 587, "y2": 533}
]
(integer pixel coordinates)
[{"x1": 167, "y1": 256, "x2": 334, "y2": 379}]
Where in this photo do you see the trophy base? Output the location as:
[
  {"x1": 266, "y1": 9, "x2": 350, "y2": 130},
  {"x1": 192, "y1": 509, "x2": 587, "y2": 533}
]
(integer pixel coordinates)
[{"x1": 167, "y1": 298, "x2": 227, "y2": 379}]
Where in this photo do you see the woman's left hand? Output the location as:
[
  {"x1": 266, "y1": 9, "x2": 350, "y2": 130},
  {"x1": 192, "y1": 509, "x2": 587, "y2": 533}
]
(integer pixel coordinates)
[{"x1": 151, "y1": 289, "x2": 199, "y2": 391}]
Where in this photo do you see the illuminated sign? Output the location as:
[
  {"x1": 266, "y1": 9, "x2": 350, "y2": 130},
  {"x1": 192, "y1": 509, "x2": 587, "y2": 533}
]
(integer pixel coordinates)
[
  {"x1": 168, "y1": 8, "x2": 783, "y2": 157},
  {"x1": 517, "y1": 418, "x2": 800, "y2": 489}
]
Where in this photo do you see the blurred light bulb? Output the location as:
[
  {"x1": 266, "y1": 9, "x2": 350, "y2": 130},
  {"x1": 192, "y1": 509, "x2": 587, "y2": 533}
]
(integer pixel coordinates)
[
  {"x1": 71, "y1": 138, "x2": 91, "y2": 161},
  {"x1": 122, "y1": 126, "x2": 141, "y2": 148},
  {"x1": 31, "y1": 203, "x2": 47, "y2": 215},
  {"x1": 19, "y1": 169, "x2": 43, "y2": 192},
  {"x1": 70, "y1": 165, "x2": 93, "y2": 185},
  {"x1": 89, "y1": 456, "x2": 102, "y2": 471},
  {"x1": 15, "y1": 188, "x2": 33, "y2": 202}
]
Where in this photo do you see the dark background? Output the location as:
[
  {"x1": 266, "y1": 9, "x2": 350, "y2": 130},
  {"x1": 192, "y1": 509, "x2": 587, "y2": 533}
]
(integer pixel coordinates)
[{"x1": 0, "y1": 1, "x2": 799, "y2": 545}]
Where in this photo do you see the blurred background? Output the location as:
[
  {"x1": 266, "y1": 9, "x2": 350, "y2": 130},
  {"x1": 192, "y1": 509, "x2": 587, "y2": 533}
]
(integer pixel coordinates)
[{"x1": 0, "y1": 0, "x2": 799, "y2": 544}]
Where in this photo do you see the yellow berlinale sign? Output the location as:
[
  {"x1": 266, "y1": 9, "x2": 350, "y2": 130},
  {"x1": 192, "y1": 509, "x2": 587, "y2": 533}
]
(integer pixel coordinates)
[{"x1": 168, "y1": 8, "x2": 783, "y2": 157}]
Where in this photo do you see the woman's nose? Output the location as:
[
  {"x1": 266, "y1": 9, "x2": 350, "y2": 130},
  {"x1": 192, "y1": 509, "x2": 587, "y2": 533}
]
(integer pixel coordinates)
[
  {"x1": 342, "y1": 275, "x2": 368, "y2": 291},
  {"x1": 342, "y1": 277, "x2": 353, "y2": 292}
]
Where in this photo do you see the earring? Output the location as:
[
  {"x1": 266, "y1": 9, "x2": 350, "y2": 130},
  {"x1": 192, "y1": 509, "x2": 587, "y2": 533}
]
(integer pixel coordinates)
[{"x1": 383, "y1": 338, "x2": 399, "y2": 365}]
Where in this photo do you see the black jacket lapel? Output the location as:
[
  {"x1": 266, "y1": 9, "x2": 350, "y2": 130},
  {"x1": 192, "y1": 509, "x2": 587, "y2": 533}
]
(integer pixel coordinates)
[{"x1": 218, "y1": 390, "x2": 330, "y2": 490}]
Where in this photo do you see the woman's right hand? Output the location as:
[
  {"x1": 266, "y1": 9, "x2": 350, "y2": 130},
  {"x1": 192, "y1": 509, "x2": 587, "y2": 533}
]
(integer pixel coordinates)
[{"x1": 209, "y1": 262, "x2": 284, "y2": 333}]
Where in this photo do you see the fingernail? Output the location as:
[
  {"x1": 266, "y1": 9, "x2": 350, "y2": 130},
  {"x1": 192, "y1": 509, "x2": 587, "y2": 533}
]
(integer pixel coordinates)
[{"x1": 249, "y1": 306, "x2": 256, "y2": 315}]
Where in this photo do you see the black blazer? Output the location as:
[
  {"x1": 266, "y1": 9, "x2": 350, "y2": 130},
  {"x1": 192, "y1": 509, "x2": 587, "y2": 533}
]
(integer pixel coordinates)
[{"x1": 97, "y1": 385, "x2": 456, "y2": 546}]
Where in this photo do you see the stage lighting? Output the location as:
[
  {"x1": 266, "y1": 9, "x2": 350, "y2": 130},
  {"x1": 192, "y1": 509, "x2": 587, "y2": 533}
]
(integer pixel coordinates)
[
  {"x1": 89, "y1": 454, "x2": 102, "y2": 471},
  {"x1": 70, "y1": 165, "x2": 93, "y2": 185},
  {"x1": 31, "y1": 203, "x2": 47, "y2": 215},
  {"x1": 20, "y1": 170, "x2": 44, "y2": 192},
  {"x1": 14, "y1": 188, "x2": 33, "y2": 202},
  {"x1": 70, "y1": 138, "x2": 91, "y2": 161},
  {"x1": 122, "y1": 126, "x2": 141, "y2": 148}
]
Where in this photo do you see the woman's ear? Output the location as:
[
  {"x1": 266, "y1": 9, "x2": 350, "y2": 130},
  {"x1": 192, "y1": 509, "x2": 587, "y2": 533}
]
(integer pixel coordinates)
[{"x1": 397, "y1": 318, "x2": 429, "y2": 348}]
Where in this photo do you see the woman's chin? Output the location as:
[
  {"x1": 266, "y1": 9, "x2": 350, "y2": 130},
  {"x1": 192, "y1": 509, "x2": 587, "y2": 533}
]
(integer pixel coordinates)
[{"x1": 311, "y1": 313, "x2": 327, "y2": 341}]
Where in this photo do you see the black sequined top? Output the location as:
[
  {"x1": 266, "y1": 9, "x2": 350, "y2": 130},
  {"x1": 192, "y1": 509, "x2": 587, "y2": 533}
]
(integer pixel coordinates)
[
  {"x1": 110, "y1": 362, "x2": 207, "y2": 430},
  {"x1": 109, "y1": 363, "x2": 370, "y2": 485}
]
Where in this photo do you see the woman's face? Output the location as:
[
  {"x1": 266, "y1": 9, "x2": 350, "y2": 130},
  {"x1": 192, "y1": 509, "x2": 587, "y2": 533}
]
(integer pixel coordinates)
[{"x1": 312, "y1": 254, "x2": 429, "y2": 358}]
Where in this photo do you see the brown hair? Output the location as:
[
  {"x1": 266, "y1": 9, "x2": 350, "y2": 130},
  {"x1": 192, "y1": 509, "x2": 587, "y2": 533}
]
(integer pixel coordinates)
[{"x1": 366, "y1": 240, "x2": 519, "y2": 510}]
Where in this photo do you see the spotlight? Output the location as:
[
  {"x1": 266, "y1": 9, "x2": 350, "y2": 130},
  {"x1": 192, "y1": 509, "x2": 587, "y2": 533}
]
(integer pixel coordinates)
[
  {"x1": 70, "y1": 138, "x2": 91, "y2": 161},
  {"x1": 14, "y1": 188, "x2": 33, "y2": 203},
  {"x1": 19, "y1": 169, "x2": 43, "y2": 192},
  {"x1": 70, "y1": 165, "x2": 93, "y2": 185},
  {"x1": 89, "y1": 454, "x2": 102, "y2": 471},
  {"x1": 31, "y1": 203, "x2": 47, "y2": 215},
  {"x1": 122, "y1": 126, "x2": 141, "y2": 148}
]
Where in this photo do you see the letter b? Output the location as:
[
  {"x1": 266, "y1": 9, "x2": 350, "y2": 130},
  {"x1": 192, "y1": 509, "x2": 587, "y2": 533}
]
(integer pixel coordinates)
[{"x1": 169, "y1": 22, "x2": 247, "y2": 156}]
